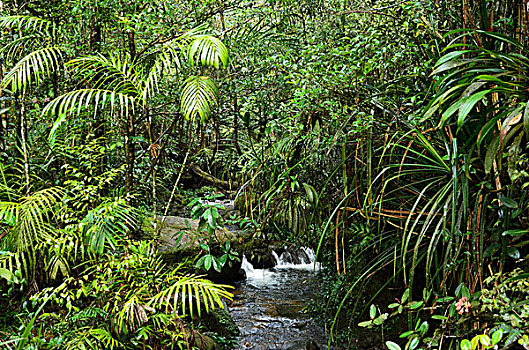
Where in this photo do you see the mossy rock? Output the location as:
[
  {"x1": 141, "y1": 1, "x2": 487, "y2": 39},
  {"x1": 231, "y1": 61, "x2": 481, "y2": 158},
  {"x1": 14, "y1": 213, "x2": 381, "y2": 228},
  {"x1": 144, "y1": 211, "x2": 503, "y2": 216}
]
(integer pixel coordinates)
[
  {"x1": 142, "y1": 216, "x2": 238, "y2": 253},
  {"x1": 201, "y1": 308, "x2": 240, "y2": 338},
  {"x1": 184, "y1": 328, "x2": 218, "y2": 350}
]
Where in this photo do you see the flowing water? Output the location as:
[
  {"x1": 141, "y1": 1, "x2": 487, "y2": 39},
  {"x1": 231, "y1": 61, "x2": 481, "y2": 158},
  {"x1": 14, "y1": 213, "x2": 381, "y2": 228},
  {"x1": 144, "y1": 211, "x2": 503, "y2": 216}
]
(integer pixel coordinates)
[{"x1": 229, "y1": 248, "x2": 332, "y2": 350}]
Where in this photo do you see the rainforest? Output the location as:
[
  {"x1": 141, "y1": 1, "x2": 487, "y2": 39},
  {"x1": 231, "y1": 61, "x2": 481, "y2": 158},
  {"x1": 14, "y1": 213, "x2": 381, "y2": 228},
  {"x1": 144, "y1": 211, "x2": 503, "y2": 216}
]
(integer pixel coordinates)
[{"x1": 0, "y1": 0, "x2": 528, "y2": 349}]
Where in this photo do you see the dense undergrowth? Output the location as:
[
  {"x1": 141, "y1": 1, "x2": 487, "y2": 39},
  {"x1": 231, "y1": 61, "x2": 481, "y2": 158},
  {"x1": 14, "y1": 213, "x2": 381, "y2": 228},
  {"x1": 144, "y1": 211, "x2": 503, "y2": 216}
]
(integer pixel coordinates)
[{"x1": 0, "y1": 0, "x2": 528, "y2": 349}]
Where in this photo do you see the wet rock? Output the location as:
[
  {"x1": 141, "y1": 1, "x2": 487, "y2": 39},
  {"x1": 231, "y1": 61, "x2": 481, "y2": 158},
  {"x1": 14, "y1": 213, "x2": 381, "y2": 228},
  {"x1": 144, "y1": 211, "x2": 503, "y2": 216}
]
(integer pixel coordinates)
[
  {"x1": 202, "y1": 308, "x2": 240, "y2": 338},
  {"x1": 206, "y1": 259, "x2": 246, "y2": 284},
  {"x1": 286, "y1": 340, "x2": 320, "y2": 350},
  {"x1": 192, "y1": 332, "x2": 218, "y2": 350},
  {"x1": 183, "y1": 328, "x2": 218, "y2": 350},
  {"x1": 277, "y1": 246, "x2": 311, "y2": 265},
  {"x1": 306, "y1": 340, "x2": 320, "y2": 350},
  {"x1": 246, "y1": 246, "x2": 277, "y2": 268}
]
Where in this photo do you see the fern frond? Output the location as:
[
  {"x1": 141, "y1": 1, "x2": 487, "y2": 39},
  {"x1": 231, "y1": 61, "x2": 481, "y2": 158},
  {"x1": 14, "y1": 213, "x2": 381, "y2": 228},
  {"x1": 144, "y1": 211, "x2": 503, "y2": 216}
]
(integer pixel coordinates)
[
  {"x1": 0, "y1": 34, "x2": 48, "y2": 59},
  {"x1": 0, "y1": 187, "x2": 64, "y2": 252},
  {"x1": 80, "y1": 200, "x2": 139, "y2": 254},
  {"x1": 88, "y1": 328, "x2": 123, "y2": 349}
]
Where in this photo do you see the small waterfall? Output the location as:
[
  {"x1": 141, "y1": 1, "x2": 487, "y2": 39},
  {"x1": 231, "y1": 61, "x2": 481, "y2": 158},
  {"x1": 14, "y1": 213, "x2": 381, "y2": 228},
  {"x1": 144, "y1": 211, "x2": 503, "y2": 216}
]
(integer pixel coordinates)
[
  {"x1": 274, "y1": 247, "x2": 320, "y2": 270},
  {"x1": 242, "y1": 247, "x2": 320, "y2": 283},
  {"x1": 241, "y1": 255, "x2": 279, "y2": 286},
  {"x1": 233, "y1": 247, "x2": 328, "y2": 349}
]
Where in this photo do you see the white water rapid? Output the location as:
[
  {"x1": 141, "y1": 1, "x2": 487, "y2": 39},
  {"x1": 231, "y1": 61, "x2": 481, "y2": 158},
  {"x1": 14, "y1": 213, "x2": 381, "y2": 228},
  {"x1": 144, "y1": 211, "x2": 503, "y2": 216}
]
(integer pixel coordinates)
[{"x1": 231, "y1": 247, "x2": 330, "y2": 349}]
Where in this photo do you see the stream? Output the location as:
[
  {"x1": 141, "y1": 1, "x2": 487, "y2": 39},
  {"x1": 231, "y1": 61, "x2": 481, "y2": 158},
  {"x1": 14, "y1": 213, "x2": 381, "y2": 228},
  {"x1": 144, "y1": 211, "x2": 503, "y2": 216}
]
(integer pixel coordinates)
[{"x1": 229, "y1": 248, "x2": 332, "y2": 350}]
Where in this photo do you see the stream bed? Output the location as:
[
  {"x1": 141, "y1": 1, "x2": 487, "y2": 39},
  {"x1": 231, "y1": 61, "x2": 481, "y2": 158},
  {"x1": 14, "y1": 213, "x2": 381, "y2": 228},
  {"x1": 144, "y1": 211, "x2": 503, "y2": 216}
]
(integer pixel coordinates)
[{"x1": 228, "y1": 249, "x2": 333, "y2": 350}]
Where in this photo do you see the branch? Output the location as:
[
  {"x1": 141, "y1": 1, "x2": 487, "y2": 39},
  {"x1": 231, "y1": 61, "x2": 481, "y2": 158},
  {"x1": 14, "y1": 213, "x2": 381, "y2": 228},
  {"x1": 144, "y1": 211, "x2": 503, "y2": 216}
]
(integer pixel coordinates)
[{"x1": 189, "y1": 163, "x2": 239, "y2": 190}]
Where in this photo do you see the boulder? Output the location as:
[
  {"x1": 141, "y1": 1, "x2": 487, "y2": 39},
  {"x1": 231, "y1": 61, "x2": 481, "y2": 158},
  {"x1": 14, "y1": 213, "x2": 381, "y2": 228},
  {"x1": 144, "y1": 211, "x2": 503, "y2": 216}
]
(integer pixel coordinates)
[
  {"x1": 206, "y1": 259, "x2": 246, "y2": 284},
  {"x1": 201, "y1": 308, "x2": 240, "y2": 338},
  {"x1": 142, "y1": 216, "x2": 237, "y2": 253},
  {"x1": 246, "y1": 246, "x2": 277, "y2": 268}
]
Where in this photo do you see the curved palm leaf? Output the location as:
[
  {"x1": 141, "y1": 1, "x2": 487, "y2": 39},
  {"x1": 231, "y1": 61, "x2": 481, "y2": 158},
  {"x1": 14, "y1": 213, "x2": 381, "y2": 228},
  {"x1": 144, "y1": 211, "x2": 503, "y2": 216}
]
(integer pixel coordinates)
[
  {"x1": 187, "y1": 35, "x2": 229, "y2": 69},
  {"x1": 1, "y1": 46, "x2": 64, "y2": 93},
  {"x1": 0, "y1": 187, "x2": 64, "y2": 252},
  {"x1": 0, "y1": 34, "x2": 48, "y2": 58},
  {"x1": 148, "y1": 272, "x2": 233, "y2": 318},
  {"x1": 0, "y1": 15, "x2": 53, "y2": 33},
  {"x1": 80, "y1": 199, "x2": 139, "y2": 254},
  {"x1": 180, "y1": 75, "x2": 218, "y2": 122},
  {"x1": 67, "y1": 55, "x2": 140, "y2": 95},
  {"x1": 43, "y1": 88, "x2": 136, "y2": 118}
]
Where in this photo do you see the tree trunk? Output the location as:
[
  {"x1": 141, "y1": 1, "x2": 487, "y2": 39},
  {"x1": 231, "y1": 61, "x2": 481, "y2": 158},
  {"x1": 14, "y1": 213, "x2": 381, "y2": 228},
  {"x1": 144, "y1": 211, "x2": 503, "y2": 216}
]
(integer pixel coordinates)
[
  {"x1": 19, "y1": 94, "x2": 30, "y2": 194},
  {"x1": 125, "y1": 117, "x2": 135, "y2": 199},
  {"x1": 0, "y1": 62, "x2": 6, "y2": 153},
  {"x1": 233, "y1": 89, "x2": 242, "y2": 155}
]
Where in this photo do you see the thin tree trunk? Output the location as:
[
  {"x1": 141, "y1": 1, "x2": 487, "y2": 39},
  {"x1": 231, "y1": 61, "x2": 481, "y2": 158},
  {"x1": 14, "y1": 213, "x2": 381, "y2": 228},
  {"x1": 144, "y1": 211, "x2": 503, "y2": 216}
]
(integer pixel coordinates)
[
  {"x1": 125, "y1": 117, "x2": 136, "y2": 199},
  {"x1": 20, "y1": 94, "x2": 30, "y2": 194},
  {"x1": 0, "y1": 62, "x2": 6, "y2": 152},
  {"x1": 124, "y1": 27, "x2": 137, "y2": 200},
  {"x1": 233, "y1": 89, "x2": 242, "y2": 155}
]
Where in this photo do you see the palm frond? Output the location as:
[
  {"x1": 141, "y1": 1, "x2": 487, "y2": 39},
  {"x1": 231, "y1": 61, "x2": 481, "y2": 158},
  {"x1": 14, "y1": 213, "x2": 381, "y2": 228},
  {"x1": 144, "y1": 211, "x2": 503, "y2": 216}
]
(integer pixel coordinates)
[
  {"x1": 80, "y1": 200, "x2": 139, "y2": 254},
  {"x1": 187, "y1": 35, "x2": 229, "y2": 69},
  {"x1": 180, "y1": 75, "x2": 218, "y2": 122},
  {"x1": 0, "y1": 46, "x2": 64, "y2": 93},
  {"x1": 88, "y1": 328, "x2": 123, "y2": 349},
  {"x1": 0, "y1": 187, "x2": 64, "y2": 253},
  {"x1": 43, "y1": 88, "x2": 137, "y2": 124},
  {"x1": 67, "y1": 55, "x2": 140, "y2": 95},
  {"x1": 148, "y1": 273, "x2": 233, "y2": 318},
  {"x1": 0, "y1": 15, "x2": 53, "y2": 33},
  {"x1": 0, "y1": 34, "x2": 48, "y2": 59}
]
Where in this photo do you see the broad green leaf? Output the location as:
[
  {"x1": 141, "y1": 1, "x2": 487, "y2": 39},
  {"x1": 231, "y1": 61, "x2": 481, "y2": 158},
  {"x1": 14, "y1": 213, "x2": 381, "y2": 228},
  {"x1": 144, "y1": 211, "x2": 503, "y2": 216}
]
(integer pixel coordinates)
[
  {"x1": 457, "y1": 90, "x2": 491, "y2": 131},
  {"x1": 433, "y1": 50, "x2": 472, "y2": 68},
  {"x1": 399, "y1": 331, "x2": 415, "y2": 338},
  {"x1": 386, "y1": 341, "x2": 401, "y2": 350},
  {"x1": 491, "y1": 329, "x2": 503, "y2": 345},
  {"x1": 431, "y1": 315, "x2": 448, "y2": 320},
  {"x1": 478, "y1": 334, "x2": 491, "y2": 347},
  {"x1": 409, "y1": 301, "x2": 424, "y2": 310},
  {"x1": 523, "y1": 101, "x2": 529, "y2": 139},
  {"x1": 499, "y1": 195, "x2": 518, "y2": 208},
  {"x1": 483, "y1": 243, "x2": 501, "y2": 258},
  {"x1": 358, "y1": 320, "x2": 372, "y2": 327},
  {"x1": 408, "y1": 337, "x2": 420, "y2": 350},
  {"x1": 440, "y1": 100, "x2": 462, "y2": 127},
  {"x1": 369, "y1": 304, "x2": 376, "y2": 319},
  {"x1": 506, "y1": 247, "x2": 520, "y2": 259},
  {"x1": 484, "y1": 134, "x2": 500, "y2": 175},
  {"x1": 0, "y1": 268, "x2": 14, "y2": 281},
  {"x1": 401, "y1": 289, "x2": 409, "y2": 303},
  {"x1": 460, "y1": 339, "x2": 471, "y2": 350},
  {"x1": 373, "y1": 313, "x2": 387, "y2": 325},
  {"x1": 204, "y1": 255, "x2": 212, "y2": 270},
  {"x1": 436, "y1": 296, "x2": 454, "y2": 303},
  {"x1": 431, "y1": 59, "x2": 470, "y2": 76},
  {"x1": 507, "y1": 273, "x2": 529, "y2": 282}
]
